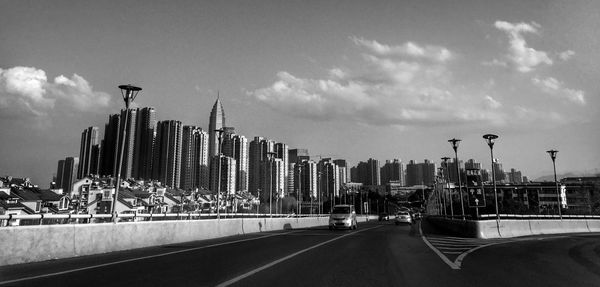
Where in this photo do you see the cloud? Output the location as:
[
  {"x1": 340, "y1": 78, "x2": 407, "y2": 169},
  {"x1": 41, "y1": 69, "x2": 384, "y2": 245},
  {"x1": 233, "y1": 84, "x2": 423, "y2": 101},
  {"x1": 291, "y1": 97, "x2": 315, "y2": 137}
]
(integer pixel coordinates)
[
  {"x1": 558, "y1": 50, "x2": 575, "y2": 61},
  {"x1": 250, "y1": 37, "x2": 507, "y2": 127},
  {"x1": 494, "y1": 21, "x2": 553, "y2": 72},
  {"x1": 482, "y1": 59, "x2": 508, "y2": 67},
  {"x1": 532, "y1": 77, "x2": 585, "y2": 105},
  {"x1": 350, "y1": 36, "x2": 452, "y2": 62},
  {"x1": 0, "y1": 66, "x2": 113, "y2": 120},
  {"x1": 483, "y1": 95, "x2": 502, "y2": 109}
]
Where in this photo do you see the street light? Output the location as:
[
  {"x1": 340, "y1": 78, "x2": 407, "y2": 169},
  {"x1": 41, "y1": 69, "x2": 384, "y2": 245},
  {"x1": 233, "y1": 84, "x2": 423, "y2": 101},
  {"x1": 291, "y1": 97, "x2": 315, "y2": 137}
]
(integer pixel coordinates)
[
  {"x1": 448, "y1": 138, "x2": 465, "y2": 220},
  {"x1": 483, "y1": 134, "x2": 500, "y2": 221},
  {"x1": 112, "y1": 84, "x2": 141, "y2": 223},
  {"x1": 438, "y1": 167, "x2": 447, "y2": 217},
  {"x1": 214, "y1": 128, "x2": 224, "y2": 219},
  {"x1": 266, "y1": 151, "x2": 277, "y2": 217},
  {"x1": 441, "y1": 157, "x2": 453, "y2": 218},
  {"x1": 547, "y1": 149, "x2": 562, "y2": 219}
]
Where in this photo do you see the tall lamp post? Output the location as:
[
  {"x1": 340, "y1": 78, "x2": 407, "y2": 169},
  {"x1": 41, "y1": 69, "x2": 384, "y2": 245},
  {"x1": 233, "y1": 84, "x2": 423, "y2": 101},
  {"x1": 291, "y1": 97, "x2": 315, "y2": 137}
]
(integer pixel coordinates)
[
  {"x1": 448, "y1": 138, "x2": 465, "y2": 220},
  {"x1": 483, "y1": 134, "x2": 500, "y2": 221},
  {"x1": 267, "y1": 151, "x2": 277, "y2": 217},
  {"x1": 438, "y1": 167, "x2": 447, "y2": 217},
  {"x1": 112, "y1": 84, "x2": 141, "y2": 223},
  {"x1": 547, "y1": 150, "x2": 562, "y2": 219},
  {"x1": 214, "y1": 129, "x2": 224, "y2": 219},
  {"x1": 441, "y1": 157, "x2": 453, "y2": 218}
]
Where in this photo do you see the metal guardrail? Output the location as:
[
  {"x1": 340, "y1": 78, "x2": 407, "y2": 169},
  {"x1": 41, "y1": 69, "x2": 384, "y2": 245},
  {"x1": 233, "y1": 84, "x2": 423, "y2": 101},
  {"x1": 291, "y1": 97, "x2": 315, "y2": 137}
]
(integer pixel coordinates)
[
  {"x1": 429, "y1": 214, "x2": 600, "y2": 220},
  {"x1": 0, "y1": 212, "x2": 335, "y2": 226}
]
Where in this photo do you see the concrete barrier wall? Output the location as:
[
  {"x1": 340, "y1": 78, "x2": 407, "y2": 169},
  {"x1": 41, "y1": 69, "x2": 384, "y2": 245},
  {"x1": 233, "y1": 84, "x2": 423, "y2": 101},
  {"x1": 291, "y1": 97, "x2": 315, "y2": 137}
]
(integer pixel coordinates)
[
  {"x1": 0, "y1": 215, "x2": 373, "y2": 267},
  {"x1": 428, "y1": 216, "x2": 600, "y2": 239}
]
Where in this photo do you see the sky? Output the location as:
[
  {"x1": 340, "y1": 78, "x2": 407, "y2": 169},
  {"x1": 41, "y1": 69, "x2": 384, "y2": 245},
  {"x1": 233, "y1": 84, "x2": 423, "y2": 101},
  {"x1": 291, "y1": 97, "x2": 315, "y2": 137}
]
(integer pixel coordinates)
[{"x1": 1, "y1": 0, "x2": 599, "y2": 186}]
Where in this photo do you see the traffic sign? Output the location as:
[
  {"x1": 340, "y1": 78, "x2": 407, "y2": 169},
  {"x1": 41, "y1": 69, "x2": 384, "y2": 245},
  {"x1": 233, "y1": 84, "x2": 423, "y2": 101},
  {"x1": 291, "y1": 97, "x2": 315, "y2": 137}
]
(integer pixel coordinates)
[{"x1": 466, "y1": 168, "x2": 485, "y2": 208}]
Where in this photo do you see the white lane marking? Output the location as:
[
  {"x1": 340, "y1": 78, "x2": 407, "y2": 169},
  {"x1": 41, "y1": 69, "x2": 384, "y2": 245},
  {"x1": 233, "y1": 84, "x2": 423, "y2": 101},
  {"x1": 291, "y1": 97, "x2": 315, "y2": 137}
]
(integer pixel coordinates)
[
  {"x1": 216, "y1": 225, "x2": 383, "y2": 287},
  {"x1": 0, "y1": 231, "x2": 303, "y2": 286},
  {"x1": 420, "y1": 228, "x2": 460, "y2": 270}
]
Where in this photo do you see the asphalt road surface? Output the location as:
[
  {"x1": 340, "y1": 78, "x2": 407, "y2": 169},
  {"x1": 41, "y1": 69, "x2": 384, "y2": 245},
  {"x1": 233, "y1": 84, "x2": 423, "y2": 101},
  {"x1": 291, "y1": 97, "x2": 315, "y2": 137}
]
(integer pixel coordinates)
[{"x1": 1, "y1": 219, "x2": 599, "y2": 286}]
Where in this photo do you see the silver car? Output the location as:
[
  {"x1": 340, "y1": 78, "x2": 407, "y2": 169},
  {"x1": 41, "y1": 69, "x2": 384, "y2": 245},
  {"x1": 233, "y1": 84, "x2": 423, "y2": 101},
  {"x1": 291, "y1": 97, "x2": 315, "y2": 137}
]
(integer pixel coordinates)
[{"x1": 329, "y1": 205, "x2": 357, "y2": 230}]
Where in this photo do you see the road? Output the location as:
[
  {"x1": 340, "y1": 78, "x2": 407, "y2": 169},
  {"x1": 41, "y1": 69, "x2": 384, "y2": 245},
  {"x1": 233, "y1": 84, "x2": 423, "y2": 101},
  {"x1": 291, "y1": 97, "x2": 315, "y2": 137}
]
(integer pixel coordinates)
[{"x1": 1, "y1": 219, "x2": 599, "y2": 286}]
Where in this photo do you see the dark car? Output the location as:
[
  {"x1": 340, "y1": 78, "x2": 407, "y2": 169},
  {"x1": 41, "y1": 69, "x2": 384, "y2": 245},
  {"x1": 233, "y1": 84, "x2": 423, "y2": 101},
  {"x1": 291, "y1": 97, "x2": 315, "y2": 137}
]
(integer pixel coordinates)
[{"x1": 378, "y1": 212, "x2": 389, "y2": 221}]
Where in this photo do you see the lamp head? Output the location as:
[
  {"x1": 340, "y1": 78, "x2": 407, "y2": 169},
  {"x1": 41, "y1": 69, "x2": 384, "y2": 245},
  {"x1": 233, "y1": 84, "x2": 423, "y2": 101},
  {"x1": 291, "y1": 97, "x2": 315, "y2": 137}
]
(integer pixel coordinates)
[
  {"x1": 483, "y1": 134, "x2": 498, "y2": 148},
  {"x1": 546, "y1": 149, "x2": 558, "y2": 161},
  {"x1": 118, "y1": 84, "x2": 142, "y2": 104},
  {"x1": 448, "y1": 138, "x2": 461, "y2": 151}
]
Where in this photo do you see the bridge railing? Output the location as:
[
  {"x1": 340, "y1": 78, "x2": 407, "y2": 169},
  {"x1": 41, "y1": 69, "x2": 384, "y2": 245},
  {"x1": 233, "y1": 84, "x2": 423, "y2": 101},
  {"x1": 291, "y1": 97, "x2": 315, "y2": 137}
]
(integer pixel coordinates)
[{"x1": 0, "y1": 212, "x2": 332, "y2": 227}]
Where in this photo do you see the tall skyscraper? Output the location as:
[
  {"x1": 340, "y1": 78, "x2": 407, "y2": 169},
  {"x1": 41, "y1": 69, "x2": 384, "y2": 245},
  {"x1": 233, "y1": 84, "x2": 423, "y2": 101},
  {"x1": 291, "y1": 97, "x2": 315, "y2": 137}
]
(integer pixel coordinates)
[
  {"x1": 208, "y1": 98, "x2": 226, "y2": 162},
  {"x1": 153, "y1": 120, "x2": 183, "y2": 188},
  {"x1": 77, "y1": 126, "x2": 99, "y2": 179},
  {"x1": 133, "y1": 107, "x2": 156, "y2": 180}
]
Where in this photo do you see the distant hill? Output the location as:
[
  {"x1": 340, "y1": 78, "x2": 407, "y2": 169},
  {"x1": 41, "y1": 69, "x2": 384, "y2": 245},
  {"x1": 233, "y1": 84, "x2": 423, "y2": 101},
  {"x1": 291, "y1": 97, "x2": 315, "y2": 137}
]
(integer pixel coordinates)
[{"x1": 534, "y1": 171, "x2": 600, "y2": 182}]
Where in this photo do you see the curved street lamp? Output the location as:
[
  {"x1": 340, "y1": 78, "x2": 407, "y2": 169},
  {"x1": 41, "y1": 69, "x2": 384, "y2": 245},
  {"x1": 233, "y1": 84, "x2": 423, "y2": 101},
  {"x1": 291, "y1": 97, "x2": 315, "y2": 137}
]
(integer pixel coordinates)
[
  {"x1": 441, "y1": 157, "x2": 453, "y2": 218},
  {"x1": 448, "y1": 138, "x2": 465, "y2": 220},
  {"x1": 483, "y1": 134, "x2": 499, "y2": 221},
  {"x1": 112, "y1": 84, "x2": 141, "y2": 223},
  {"x1": 547, "y1": 150, "x2": 562, "y2": 219}
]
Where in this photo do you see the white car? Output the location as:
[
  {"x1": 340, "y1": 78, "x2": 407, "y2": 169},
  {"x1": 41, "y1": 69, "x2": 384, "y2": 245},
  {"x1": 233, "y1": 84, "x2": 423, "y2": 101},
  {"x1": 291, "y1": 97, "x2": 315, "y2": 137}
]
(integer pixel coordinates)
[
  {"x1": 329, "y1": 205, "x2": 357, "y2": 230},
  {"x1": 395, "y1": 211, "x2": 412, "y2": 225}
]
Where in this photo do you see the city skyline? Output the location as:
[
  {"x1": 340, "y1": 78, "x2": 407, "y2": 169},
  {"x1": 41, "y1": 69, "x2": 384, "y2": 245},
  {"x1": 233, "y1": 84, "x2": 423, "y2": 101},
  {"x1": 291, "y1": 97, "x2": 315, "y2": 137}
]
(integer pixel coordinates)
[{"x1": 1, "y1": 0, "x2": 599, "y2": 185}]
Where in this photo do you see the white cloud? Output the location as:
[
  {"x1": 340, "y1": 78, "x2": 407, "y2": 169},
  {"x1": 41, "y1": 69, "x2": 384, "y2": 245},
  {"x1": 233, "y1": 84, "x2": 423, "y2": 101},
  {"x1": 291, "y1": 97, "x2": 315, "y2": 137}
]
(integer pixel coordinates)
[
  {"x1": 494, "y1": 21, "x2": 553, "y2": 72},
  {"x1": 483, "y1": 95, "x2": 502, "y2": 109},
  {"x1": 0, "y1": 66, "x2": 113, "y2": 120},
  {"x1": 350, "y1": 36, "x2": 452, "y2": 62},
  {"x1": 532, "y1": 76, "x2": 585, "y2": 105},
  {"x1": 482, "y1": 59, "x2": 508, "y2": 67},
  {"x1": 250, "y1": 37, "x2": 507, "y2": 127},
  {"x1": 559, "y1": 50, "x2": 575, "y2": 61}
]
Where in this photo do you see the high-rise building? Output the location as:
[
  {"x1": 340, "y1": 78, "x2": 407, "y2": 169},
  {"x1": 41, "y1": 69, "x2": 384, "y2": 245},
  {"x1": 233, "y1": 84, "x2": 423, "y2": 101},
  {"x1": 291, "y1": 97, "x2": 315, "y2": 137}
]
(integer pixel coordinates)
[
  {"x1": 508, "y1": 168, "x2": 523, "y2": 184},
  {"x1": 318, "y1": 159, "x2": 340, "y2": 200},
  {"x1": 57, "y1": 157, "x2": 79, "y2": 194},
  {"x1": 406, "y1": 160, "x2": 436, "y2": 186},
  {"x1": 333, "y1": 159, "x2": 348, "y2": 185},
  {"x1": 288, "y1": 149, "x2": 310, "y2": 197},
  {"x1": 232, "y1": 134, "x2": 248, "y2": 193},
  {"x1": 294, "y1": 160, "x2": 318, "y2": 201},
  {"x1": 118, "y1": 108, "x2": 137, "y2": 179},
  {"x1": 208, "y1": 98, "x2": 226, "y2": 163},
  {"x1": 465, "y1": 159, "x2": 481, "y2": 170},
  {"x1": 153, "y1": 120, "x2": 183, "y2": 188},
  {"x1": 133, "y1": 107, "x2": 156, "y2": 180},
  {"x1": 210, "y1": 155, "x2": 237, "y2": 196},
  {"x1": 380, "y1": 159, "x2": 403, "y2": 185},
  {"x1": 492, "y1": 160, "x2": 506, "y2": 183},
  {"x1": 249, "y1": 136, "x2": 271, "y2": 196},
  {"x1": 77, "y1": 126, "x2": 99, "y2": 179},
  {"x1": 354, "y1": 158, "x2": 380, "y2": 186},
  {"x1": 100, "y1": 114, "x2": 120, "y2": 177},
  {"x1": 99, "y1": 109, "x2": 137, "y2": 179},
  {"x1": 181, "y1": 126, "x2": 209, "y2": 190},
  {"x1": 274, "y1": 142, "x2": 289, "y2": 195}
]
